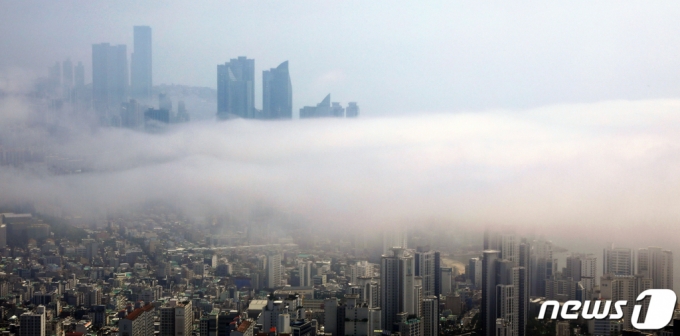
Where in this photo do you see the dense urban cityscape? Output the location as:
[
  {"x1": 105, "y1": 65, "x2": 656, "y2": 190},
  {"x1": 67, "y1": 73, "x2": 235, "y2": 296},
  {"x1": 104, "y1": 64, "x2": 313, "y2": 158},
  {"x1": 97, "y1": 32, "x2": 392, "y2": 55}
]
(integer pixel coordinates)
[
  {"x1": 2, "y1": 4, "x2": 680, "y2": 336},
  {"x1": 0, "y1": 207, "x2": 676, "y2": 336}
]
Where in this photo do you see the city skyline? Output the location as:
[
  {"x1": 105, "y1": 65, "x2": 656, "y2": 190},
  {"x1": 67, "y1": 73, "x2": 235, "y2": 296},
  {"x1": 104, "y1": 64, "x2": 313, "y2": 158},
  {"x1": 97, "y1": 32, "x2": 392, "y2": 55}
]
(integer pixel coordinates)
[
  {"x1": 5, "y1": 2, "x2": 680, "y2": 116},
  {"x1": 44, "y1": 24, "x2": 358, "y2": 121}
]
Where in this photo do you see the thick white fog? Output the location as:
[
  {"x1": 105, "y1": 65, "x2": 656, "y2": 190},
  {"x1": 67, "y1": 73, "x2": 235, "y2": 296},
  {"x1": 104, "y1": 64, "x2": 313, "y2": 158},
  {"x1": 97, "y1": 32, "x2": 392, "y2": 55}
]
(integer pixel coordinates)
[{"x1": 2, "y1": 94, "x2": 680, "y2": 249}]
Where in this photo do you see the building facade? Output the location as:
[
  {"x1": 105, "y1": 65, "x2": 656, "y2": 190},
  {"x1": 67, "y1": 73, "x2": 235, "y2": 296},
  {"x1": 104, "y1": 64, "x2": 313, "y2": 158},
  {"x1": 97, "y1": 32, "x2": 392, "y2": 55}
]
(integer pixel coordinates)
[{"x1": 262, "y1": 61, "x2": 292, "y2": 119}]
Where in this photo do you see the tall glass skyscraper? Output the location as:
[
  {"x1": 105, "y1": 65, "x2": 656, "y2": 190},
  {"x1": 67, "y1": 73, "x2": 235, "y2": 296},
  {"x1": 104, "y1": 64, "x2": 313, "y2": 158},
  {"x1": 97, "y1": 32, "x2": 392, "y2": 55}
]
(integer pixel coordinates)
[
  {"x1": 217, "y1": 57, "x2": 255, "y2": 120},
  {"x1": 92, "y1": 43, "x2": 128, "y2": 113},
  {"x1": 262, "y1": 61, "x2": 292, "y2": 119},
  {"x1": 131, "y1": 26, "x2": 152, "y2": 100}
]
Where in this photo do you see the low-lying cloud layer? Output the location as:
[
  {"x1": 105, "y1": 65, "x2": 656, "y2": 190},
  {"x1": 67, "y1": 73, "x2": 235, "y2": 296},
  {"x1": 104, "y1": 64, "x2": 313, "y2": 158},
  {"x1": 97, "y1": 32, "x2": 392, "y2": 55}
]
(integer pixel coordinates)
[{"x1": 2, "y1": 99, "x2": 680, "y2": 247}]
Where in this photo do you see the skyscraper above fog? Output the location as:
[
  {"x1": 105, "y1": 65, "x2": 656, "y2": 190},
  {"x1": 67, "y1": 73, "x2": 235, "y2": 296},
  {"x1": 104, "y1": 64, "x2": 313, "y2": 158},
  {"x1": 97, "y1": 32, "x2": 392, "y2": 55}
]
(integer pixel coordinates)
[
  {"x1": 346, "y1": 102, "x2": 360, "y2": 118},
  {"x1": 217, "y1": 57, "x2": 255, "y2": 120},
  {"x1": 298, "y1": 95, "x2": 339, "y2": 118},
  {"x1": 299, "y1": 95, "x2": 359, "y2": 118},
  {"x1": 263, "y1": 61, "x2": 292, "y2": 119},
  {"x1": 300, "y1": 94, "x2": 331, "y2": 118},
  {"x1": 92, "y1": 43, "x2": 128, "y2": 113},
  {"x1": 131, "y1": 26, "x2": 152, "y2": 100}
]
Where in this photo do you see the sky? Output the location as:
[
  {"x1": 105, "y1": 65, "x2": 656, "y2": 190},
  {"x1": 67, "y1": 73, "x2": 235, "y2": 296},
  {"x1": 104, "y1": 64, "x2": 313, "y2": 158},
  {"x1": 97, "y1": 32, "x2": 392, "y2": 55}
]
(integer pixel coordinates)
[{"x1": 3, "y1": 1, "x2": 680, "y2": 115}]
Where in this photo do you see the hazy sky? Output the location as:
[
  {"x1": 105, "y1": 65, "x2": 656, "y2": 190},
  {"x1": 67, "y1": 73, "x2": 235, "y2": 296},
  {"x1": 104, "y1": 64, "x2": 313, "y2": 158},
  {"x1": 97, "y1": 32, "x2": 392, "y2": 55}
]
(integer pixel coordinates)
[{"x1": 3, "y1": 1, "x2": 680, "y2": 115}]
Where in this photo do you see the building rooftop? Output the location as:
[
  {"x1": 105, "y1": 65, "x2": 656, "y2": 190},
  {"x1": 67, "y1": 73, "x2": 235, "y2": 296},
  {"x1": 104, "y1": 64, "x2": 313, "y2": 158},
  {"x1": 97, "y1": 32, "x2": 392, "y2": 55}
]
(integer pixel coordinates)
[
  {"x1": 125, "y1": 304, "x2": 154, "y2": 321},
  {"x1": 247, "y1": 300, "x2": 267, "y2": 311},
  {"x1": 237, "y1": 320, "x2": 252, "y2": 333}
]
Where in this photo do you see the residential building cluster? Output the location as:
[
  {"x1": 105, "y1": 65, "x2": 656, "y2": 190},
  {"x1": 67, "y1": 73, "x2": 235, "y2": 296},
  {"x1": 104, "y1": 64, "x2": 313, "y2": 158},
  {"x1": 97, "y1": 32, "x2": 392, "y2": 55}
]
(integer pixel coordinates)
[
  {"x1": 474, "y1": 229, "x2": 677, "y2": 336},
  {"x1": 0, "y1": 209, "x2": 678, "y2": 336}
]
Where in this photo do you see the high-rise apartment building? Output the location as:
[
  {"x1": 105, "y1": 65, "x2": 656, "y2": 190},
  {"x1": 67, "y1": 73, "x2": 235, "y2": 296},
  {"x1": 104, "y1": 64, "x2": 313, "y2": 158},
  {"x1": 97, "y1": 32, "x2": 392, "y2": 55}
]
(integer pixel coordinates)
[
  {"x1": 121, "y1": 99, "x2": 144, "y2": 129},
  {"x1": 382, "y1": 227, "x2": 407, "y2": 255},
  {"x1": 131, "y1": 26, "x2": 152, "y2": 100},
  {"x1": 421, "y1": 296, "x2": 438, "y2": 336},
  {"x1": 160, "y1": 300, "x2": 193, "y2": 336},
  {"x1": 299, "y1": 94, "x2": 357, "y2": 119},
  {"x1": 483, "y1": 230, "x2": 501, "y2": 251},
  {"x1": 501, "y1": 233, "x2": 519, "y2": 265},
  {"x1": 262, "y1": 61, "x2": 292, "y2": 119},
  {"x1": 381, "y1": 248, "x2": 417, "y2": 332},
  {"x1": 0, "y1": 224, "x2": 6, "y2": 248},
  {"x1": 92, "y1": 43, "x2": 128, "y2": 114},
  {"x1": 603, "y1": 245, "x2": 634, "y2": 276},
  {"x1": 19, "y1": 306, "x2": 45, "y2": 336},
  {"x1": 299, "y1": 260, "x2": 312, "y2": 287},
  {"x1": 325, "y1": 295, "x2": 380, "y2": 336},
  {"x1": 481, "y1": 250, "x2": 527, "y2": 336},
  {"x1": 330, "y1": 102, "x2": 345, "y2": 117},
  {"x1": 564, "y1": 253, "x2": 597, "y2": 298},
  {"x1": 354, "y1": 276, "x2": 380, "y2": 308},
  {"x1": 346, "y1": 102, "x2": 360, "y2": 118},
  {"x1": 512, "y1": 267, "x2": 528, "y2": 336},
  {"x1": 396, "y1": 312, "x2": 422, "y2": 336},
  {"x1": 434, "y1": 251, "x2": 441, "y2": 296},
  {"x1": 580, "y1": 255, "x2": 597, "y2": 298},
  {"x1": 349, "y1": 261, "x2": 374, "y2": 284},
  {"x1": 529, "y1": 238, "x2": 553, "y2": 297},
  {"x1": 481, "y1": 250, "x2": 500, "y2": 336},
  {"x1": 266, "y1": 252, "x2": 282, "y2": 289},
  {"x1": 440, "y1": 267, "x2": 452, "y2": 295},
  {"x1": 199, "y1": 310, "x2": 219, "y2": 336},
  {"x1": 637, "y1": 247, "x2": 673, "y2": 290},
  {"x1": 300, "y1": 94, "x2": 331, "y2": 118},
  {"x1": 564, "y1": 254, "x2": 582, "y2": 281},
  {"x1": 414, "y1": 246, "x2": 439, "y2": 297},
  {"x1": 217, "y1": 57, "x2": 254, "y2": 119},
  {"x1": 468, "y1": 258, "x2": 478, "y2": 287},
  {"x1": 119, "y1": 303, "x2": 155, "y2": 336},
  {"x1": 611, "y1": 275, "x2": 652, "y2": 330}
]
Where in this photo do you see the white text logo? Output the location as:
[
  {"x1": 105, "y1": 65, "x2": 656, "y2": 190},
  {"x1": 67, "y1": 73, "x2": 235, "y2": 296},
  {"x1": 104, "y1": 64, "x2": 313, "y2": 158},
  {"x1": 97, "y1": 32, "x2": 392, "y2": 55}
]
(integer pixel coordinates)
[{"x1": 537, "y1": 289, "x2": 677, "y2": 330}]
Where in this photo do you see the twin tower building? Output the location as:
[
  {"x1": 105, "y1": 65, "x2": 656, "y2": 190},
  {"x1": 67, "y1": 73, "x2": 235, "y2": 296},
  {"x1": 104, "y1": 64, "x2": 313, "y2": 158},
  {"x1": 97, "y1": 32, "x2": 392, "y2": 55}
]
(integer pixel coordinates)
[
  {"x1": 217, "y1": 57, "x2": 291, "y2": 120},
  {"x1": 217, "y1": 57, "x2": 359, "y2": 120}
]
